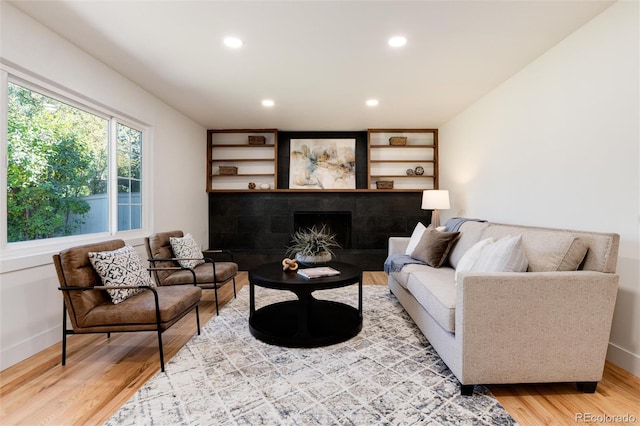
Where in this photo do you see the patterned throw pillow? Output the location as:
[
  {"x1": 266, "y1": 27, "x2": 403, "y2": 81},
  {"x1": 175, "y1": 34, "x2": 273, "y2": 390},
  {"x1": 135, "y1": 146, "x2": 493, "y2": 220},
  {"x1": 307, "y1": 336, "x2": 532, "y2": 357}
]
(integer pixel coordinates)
[
  {"x1": 169, "y1": 233, "x2": 205, "y2": 269},
  {"x1": 89, "y1": 245, "x2": 155, "y2": 304}
]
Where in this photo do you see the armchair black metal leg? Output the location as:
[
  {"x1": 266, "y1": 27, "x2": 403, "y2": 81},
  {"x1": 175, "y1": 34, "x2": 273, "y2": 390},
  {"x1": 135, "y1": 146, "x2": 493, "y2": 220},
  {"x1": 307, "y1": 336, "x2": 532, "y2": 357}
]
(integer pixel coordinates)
[
  {"x1": 61, "y1": 303, "x2": 67, "y2": 366},
  {"x1": 107, "y1": 332, "x2": 111, "y2": 339},
  {"x1": 232, "y1": 277, "x2": 237, "y2": 298},
  {"x1": 157, "y1": 329, "x2": 165, "y2": 372},
  {"x1": 214, "y1": 286, "x2": 220, "y2": 316},
  {"x1": 196, "y1": 306, "x2": 201, "y2": 335}
]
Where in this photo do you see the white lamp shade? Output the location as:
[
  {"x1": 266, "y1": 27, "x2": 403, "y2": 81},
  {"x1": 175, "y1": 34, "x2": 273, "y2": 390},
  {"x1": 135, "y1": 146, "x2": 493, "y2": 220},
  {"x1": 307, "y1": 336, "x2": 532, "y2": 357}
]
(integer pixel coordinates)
[{"x1": 421, "y1": 190, "x2": 450, "y2": 210}]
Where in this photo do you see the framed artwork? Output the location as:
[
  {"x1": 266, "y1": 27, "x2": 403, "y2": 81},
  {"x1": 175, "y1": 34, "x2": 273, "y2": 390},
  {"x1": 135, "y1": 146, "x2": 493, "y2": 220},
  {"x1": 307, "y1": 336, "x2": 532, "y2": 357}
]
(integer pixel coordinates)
[{"x1": 289, "y1": 139, "x2": 356, "y2": 189}]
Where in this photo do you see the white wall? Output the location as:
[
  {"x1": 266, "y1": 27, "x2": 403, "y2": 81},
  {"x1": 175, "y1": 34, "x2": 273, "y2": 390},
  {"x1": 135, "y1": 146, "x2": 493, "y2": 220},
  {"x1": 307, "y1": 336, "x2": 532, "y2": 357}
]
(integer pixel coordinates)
[
  {"x1": 440, "y1": 0, "x2": 639, "y2": 376},
  {"x1": 0, "y1": 3, "x2": 207, "y2": 370}
]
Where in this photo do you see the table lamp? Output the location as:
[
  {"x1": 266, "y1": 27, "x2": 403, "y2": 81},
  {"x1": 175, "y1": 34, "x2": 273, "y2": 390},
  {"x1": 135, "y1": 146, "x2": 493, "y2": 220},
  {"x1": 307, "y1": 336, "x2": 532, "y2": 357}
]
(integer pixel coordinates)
[{"x1": 421, "y1": 190, "x2": 450, "y2": 228}]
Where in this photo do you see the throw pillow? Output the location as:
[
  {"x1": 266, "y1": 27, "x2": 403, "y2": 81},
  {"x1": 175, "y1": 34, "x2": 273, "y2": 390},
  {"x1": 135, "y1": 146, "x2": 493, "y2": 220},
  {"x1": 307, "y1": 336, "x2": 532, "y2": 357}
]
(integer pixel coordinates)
[
  {"x1": 470, "y1": 234, "x2": 528, "y2": 273},
  {"x1": 89, "y1": 245, "x2": 155, "y2": 304},
  {"x1": 455, "y1": 237, "x2": 495, "y2": 282},
  {"x1": 410, "y1": 225, "x2": 461, "y2": 268},
  {"x1": 557, "y1": 237, "x2": 589, "y2": 271},
  {"x1": 170, "y1": 233, "x2": 205, "y2": 269},
  {"x1": 405, "y1": 222, "x2": 427, "y2": 256}
]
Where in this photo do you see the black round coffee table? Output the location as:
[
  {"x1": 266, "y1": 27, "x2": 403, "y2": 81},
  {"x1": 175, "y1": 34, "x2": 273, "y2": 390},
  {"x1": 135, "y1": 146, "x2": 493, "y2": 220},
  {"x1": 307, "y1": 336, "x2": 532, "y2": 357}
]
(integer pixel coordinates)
[{"x1": 248, "y1": 261, "x2": 363, "y2": 347}]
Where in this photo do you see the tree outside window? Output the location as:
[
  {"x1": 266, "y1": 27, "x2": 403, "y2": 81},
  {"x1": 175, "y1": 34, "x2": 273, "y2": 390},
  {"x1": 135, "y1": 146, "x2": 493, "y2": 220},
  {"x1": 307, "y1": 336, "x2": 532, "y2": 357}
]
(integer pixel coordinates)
[{"x1": 6, "y1": 81, "x2": 143, "y2": 243}]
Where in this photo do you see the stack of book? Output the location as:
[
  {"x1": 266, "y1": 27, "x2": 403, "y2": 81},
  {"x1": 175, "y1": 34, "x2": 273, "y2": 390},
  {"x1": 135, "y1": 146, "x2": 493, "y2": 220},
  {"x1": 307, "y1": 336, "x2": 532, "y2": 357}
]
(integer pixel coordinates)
[{"x1": 297, "y1": 266, "x2": 341, "y2": 279}]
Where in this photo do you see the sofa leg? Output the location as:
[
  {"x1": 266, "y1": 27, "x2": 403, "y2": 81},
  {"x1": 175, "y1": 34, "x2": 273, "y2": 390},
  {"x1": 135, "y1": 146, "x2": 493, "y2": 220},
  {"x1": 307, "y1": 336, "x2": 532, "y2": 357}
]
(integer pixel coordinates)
[
  {"x1": 460, "y1": 385, "x2": 474, "y2": 396},
  {"x1": 577, "y1": 382, "x2": 598, "y2": 393}
]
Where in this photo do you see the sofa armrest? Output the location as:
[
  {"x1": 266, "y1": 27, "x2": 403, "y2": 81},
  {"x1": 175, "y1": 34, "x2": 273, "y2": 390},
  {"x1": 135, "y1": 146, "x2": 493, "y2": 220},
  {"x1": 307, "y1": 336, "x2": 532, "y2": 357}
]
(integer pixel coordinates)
[
  {"x1": 389, "y1": 237, "x2": 410, "y2": 256},
  {"x1": 455, "y1": 271, "x2": 618, "y2": 384}
]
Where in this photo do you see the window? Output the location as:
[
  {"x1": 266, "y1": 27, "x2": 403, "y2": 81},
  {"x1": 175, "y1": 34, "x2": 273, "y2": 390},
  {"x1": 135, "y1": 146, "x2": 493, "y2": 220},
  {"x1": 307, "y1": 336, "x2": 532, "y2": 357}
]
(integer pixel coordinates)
[
  {"x1": 4, "y1": 78, "x2": 147, "y2": 245},
  {"x1": 117, "y1": 123, "x2": 143, "y2": 231}
]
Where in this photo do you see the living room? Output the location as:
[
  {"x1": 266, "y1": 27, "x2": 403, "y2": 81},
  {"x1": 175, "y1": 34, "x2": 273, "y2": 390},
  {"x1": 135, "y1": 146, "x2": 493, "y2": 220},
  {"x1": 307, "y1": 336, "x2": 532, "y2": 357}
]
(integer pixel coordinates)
[{"x1": 1, "y1": 0, "x2": 638, "y2": 424}]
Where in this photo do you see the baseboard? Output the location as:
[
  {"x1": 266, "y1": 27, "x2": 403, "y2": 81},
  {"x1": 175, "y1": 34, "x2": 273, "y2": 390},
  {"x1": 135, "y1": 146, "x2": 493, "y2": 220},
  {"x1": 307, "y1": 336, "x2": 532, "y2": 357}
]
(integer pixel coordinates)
[
  {"x1": 0, "y1": 325, "x2": 61, "y2": 371},
  {"x1": 607, "y1": 342, "x2": 640, "y2": 377}
]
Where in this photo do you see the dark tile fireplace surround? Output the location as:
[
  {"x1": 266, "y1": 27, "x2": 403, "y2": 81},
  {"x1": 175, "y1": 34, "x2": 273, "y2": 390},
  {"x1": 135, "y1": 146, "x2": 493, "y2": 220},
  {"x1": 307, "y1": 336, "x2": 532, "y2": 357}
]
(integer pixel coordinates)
[{"x1": 208, "y1": 192, "x2": 430, "y2": 270}]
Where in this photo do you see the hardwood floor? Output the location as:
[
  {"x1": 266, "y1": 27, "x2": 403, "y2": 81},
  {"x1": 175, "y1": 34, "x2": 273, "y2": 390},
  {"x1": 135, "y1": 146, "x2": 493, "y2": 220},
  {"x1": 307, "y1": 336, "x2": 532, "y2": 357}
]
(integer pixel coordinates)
[{"x1": 1, "y1": 271, "x2": 638, "y2": 425}]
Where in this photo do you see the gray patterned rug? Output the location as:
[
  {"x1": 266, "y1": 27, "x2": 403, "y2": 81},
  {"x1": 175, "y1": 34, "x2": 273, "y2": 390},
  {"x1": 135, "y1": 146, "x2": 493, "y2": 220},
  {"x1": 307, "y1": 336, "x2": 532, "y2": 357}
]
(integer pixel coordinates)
[{"x1": 106, "y1": 285, "x2": 516, "y2": 425}]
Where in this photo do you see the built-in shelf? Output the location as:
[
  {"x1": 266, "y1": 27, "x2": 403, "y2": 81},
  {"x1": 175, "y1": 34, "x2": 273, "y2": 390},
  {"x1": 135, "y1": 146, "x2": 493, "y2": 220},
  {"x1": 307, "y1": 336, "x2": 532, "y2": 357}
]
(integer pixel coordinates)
[
  {"x1": 207, "y1": 128, "x2": 438, "y2": 192},
  {"x1": 207, "y1": 129, "x2": 278, "y2": 191},
  {"x1": 368, "y1": 129, "x2": 438, "y2": 191}
]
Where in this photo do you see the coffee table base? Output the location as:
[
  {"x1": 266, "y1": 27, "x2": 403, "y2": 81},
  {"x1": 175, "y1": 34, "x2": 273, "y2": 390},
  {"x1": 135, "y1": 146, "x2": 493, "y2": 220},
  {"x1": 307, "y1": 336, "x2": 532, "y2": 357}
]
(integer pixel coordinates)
[{"x1": 249, "y1": 298, "x2": 362, "y2": 348}]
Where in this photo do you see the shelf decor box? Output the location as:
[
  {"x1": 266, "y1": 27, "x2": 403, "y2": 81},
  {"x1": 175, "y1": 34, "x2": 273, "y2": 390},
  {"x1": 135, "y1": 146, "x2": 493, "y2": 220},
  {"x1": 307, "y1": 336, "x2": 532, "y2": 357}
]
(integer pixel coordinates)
[
  {"x1": 376, "y1": 180, "x2": 394, "y2": 189},
  {"x1": 219, "y1": 166, "x2": 238, "y2": 175},
  {"x1": 248, "y1": 135, "x2": 266, "y2": 145},
  {"x1": 389, "y1": 136, "x2": 407, "y2": 146}
]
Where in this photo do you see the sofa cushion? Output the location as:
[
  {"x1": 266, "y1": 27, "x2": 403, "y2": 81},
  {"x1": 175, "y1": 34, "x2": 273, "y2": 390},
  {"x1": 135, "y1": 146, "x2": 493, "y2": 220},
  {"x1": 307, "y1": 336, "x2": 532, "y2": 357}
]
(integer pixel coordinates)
[
  {"x1": 406, "y1": 267, "x2": 457, "y2": 333},
  {"x1": 470, "y1": 235, "x2": 528, "y2": 273},
  {"x1": 448, "y1": 221, "x2": 490, "y2": 269},
  {"x1": 410, "y1": 226, "x2": 460, "y2": 268},
  {"x1": 391, "y1": 263, "x2": 428, "y2": 289},
  {"x1": 455, "y1": 237, "x2": 495, "y2": 282},
  {"x1": 405, "y1": 222, "x2": 427, "y2": 255},
  {"x1": 557, "y1": 238, "x2": 589, "y2": 271},
  {"x1": 88, "y1": 245, "x2": 155, "y2": 304},
  {"x1": 481, "y1": 225, "x2": 589, "y2": 272}
]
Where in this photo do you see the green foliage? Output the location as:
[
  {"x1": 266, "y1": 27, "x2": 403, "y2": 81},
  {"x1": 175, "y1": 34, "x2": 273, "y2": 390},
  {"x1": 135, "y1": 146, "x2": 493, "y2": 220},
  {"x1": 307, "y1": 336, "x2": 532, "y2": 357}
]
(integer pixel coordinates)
[
  {"x1": 6, "y1": 83, "x2": 108, "y2": 242},
  {"x1": 286, "y1": 225, "x2": 341, "y2": 257}
]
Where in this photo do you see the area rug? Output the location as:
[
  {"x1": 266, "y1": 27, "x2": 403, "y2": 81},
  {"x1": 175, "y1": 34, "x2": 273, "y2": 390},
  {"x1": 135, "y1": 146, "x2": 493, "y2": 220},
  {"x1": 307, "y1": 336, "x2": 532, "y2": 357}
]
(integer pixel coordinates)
[{"x1": 106, "y1": 285, "x2": 517, "y2": 425}]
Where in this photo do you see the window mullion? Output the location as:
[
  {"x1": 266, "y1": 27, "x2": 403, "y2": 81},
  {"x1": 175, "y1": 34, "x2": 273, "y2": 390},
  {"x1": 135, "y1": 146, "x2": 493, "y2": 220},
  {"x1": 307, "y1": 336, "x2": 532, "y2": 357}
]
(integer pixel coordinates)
[
  {"x1": 0, "y1": 70, "x2": 8, "y2": 248},
  {"x1": 109, "y1": 118, "x2": 118, "y2": 235}
]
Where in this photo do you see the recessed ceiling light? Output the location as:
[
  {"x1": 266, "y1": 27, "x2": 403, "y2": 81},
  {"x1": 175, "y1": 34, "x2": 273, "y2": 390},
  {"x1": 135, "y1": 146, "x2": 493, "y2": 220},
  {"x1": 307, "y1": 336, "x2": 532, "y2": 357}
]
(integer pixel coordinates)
[
  {"x1": 388, "y1": 36, "x2": 407, "y2": 47},
  {"x1": 262, "y1": 99, "x2": 275, "y2": 107},
  {"x1": 366, "y1": 99, "x2": 379, "y2": 107},
  {"x1": 223, "y1": 37, "x2": 243, "y2": 48}
]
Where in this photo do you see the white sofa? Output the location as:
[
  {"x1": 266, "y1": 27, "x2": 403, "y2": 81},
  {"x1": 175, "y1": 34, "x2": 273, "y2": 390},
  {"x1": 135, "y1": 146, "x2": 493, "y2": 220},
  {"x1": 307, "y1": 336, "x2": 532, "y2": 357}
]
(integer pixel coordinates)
[{"x1": 387, "y1": 220, "x2": 619, "y2": 395}]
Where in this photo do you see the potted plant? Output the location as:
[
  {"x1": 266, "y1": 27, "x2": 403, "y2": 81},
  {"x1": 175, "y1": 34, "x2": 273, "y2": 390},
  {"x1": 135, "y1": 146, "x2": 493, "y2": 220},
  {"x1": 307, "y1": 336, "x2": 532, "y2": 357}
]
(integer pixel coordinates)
[{"x1": 286, "y1": 224, "x2": 340, "y2": 265}]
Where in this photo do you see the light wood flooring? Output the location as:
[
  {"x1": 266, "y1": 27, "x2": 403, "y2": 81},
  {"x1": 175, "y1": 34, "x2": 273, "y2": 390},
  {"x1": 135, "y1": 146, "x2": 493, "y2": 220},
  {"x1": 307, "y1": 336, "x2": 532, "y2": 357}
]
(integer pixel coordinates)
[{"x1": 1, "y1": 271, "x2": 638, "y2": 425}]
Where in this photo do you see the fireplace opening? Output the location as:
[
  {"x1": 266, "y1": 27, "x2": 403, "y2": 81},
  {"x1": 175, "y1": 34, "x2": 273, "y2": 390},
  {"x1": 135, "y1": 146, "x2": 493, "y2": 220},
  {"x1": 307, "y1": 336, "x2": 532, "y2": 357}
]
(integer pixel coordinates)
[{"x1": 293, "y1": 211, "x2": 352, "y2": 249}]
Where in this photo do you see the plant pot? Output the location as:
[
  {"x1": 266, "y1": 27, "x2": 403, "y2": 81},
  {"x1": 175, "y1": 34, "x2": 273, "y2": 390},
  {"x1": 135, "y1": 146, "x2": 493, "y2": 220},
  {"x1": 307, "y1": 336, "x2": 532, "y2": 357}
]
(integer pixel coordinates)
[{"x1": 295, "y1": 252, "x2": 332, "y2": 266}]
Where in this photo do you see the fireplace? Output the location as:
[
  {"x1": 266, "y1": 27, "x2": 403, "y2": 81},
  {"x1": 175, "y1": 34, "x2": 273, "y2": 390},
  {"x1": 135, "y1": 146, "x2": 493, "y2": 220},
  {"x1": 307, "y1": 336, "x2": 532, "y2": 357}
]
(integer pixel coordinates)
[
  {"x1": 208, "y1": 191, "x2": 426, "y2": 270},
  {"x1": 293, "y1": 211, "x2": 352, "y2": 249}
]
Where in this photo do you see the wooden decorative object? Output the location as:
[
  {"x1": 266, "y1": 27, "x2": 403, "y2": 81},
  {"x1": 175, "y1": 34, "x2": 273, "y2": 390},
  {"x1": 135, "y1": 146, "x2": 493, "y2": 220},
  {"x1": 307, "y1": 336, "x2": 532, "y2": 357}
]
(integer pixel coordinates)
[
  {"x1": 376, "y1": 180, "x2": 394, "y2": 189},
  {"x1": 219, "y1": 166, "x2": 238, "y2": 175},
  {"x1": 248, "y1": 136, "x2": 266, "y2": 145},
  {"x1": 389, "y1": 136, "x2": 407, "y2": 146},
  {"x1": 281, "y1": 258, "x2": 299, "y2": 272}
]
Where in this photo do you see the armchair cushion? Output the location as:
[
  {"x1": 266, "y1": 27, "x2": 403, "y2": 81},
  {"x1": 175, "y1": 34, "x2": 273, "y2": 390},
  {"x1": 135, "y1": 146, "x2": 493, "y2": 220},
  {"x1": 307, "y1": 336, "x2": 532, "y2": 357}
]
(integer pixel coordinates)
[
  {"x1": 163, "y1": 261, "x2": 238, "y2": 287},
  {"x1": 88, "y1": 245, "x2": 155, "y2": 304},
  {"x1": 169, "y1": 233, "x2": 205, "y2": 269},
  {"x1": 81, "y1": 285, "x2": 202, "y2": 328}
]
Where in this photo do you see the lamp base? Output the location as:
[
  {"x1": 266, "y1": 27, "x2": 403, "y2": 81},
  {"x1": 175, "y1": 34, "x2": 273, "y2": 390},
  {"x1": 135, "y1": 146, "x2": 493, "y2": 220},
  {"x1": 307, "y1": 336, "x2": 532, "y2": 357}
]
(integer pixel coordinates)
[{"x1": 430, "y1": 209, "x2": 441, "y2": 228}]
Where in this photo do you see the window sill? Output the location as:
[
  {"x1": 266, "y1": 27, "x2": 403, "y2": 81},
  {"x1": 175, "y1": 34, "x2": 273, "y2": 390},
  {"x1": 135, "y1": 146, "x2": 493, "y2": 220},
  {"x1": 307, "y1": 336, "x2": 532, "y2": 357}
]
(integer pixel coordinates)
[{"x1": 0, "y1": 232, "x2": 147, "y2": 273}]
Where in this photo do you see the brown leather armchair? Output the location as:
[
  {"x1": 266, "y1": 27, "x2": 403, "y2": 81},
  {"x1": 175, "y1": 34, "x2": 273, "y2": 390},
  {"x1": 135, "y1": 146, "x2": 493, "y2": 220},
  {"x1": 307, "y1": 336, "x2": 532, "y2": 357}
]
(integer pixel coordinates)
[
  {"x1": 53, "y1": 239, "x2": 202, "y2": 372},
  {"x1": 145, "y1": 230, "x2": 238, "y2": 315}
]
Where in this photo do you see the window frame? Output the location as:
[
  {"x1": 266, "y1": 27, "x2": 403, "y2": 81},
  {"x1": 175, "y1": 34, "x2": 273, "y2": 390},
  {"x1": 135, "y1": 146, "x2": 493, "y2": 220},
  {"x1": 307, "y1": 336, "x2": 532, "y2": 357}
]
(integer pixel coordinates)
[{"x1": 0, "y1": 67, "x2": 152, "y2": 271}]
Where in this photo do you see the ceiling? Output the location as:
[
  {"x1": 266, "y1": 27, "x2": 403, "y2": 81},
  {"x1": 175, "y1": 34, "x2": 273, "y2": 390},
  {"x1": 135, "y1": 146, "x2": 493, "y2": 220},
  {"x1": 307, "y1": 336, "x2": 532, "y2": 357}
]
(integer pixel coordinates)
[{"x1": 9, "y1": 0, "x2": 614, "y2": 130}]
